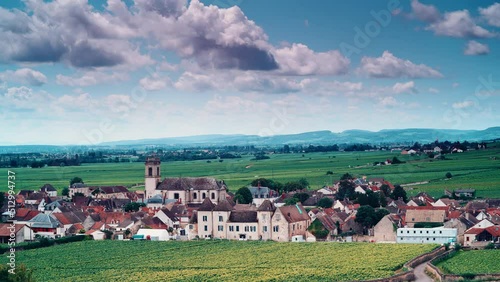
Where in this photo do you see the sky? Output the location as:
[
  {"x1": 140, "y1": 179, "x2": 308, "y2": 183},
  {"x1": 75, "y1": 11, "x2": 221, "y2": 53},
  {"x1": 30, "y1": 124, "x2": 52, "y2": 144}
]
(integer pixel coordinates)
[{"x1": 0, "y1": 0, "x2": 499, "y2": 145}]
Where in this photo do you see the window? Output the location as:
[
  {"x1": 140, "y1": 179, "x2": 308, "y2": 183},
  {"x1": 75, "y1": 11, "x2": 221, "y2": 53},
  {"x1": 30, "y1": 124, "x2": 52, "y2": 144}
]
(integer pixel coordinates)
[
  {"x1": 439, "y1": 231, "x2": 442, "y2": 234},
  {"x1": 148, "y1": 167, "x2": 152, "y2": 176},
  {"x1": 204, "y1": 225, "x2": 208, "y2": 231},
  {"x1": 413, "y1": 230, "x2": 416, "y2": 234},
  {"x1": 219, "y1": 216, "x2": 223, "y2": 222},
  {"x1": 202, "y1": 192, "x2": 206, "y2": 199},
  {"x1": 218, "y1": 225, "x2": 223, "y2": 231},
  {"x1": 420, "y1": 231, "x2": 422, "y2": 234},
  {"x1": 189, "y1": 225, "x2": 193, "y2": 230},
  {"x1": 236, "y1": 226, "x2": 239, "y2": 232},
  {"x1": 263, "y1": 226, "x2": 268, "y2": 232},
  {"x1": 193, "y1": 193, "x2": 197, "y2": 199},
  {"x1": 245, "y1": 226, "x2": 249, "y2": 232},
  {"x1": 174, "y1": 193, "x2": 179, "y2": 199},
  {"x1": 426, "y1": 231, "x2": 429, "y2": 234},
  {"x1": 211, "y1": 192, "x2": 215, "y2": 200},
  {"x1": 202, "y1": 216, "x2": 208, "y2": 222},
  {"x1": 433, "y1": 238, "x2": 436, "y2": 241},
  {"x1": 292, "y1": 224, "x2": 295, "y2": 231},
  {"x1": 466, "y1": 237, "x2": 470, "y2": 241},
  {"x1": 229, "y1": 226, "x2": 234, "y2": 232},
  {"x1": 250, "y1": 226, "x2": 256, "y2": 232},
  {"x1": 156, "y1": 167, "x2": 160, "y2": 176},
  {"x1": 407, "y1": 231, "x2": 410, "y2": 234},
  {"x1": 273, "y1": 226, "x2": 279, "y2": 232}
]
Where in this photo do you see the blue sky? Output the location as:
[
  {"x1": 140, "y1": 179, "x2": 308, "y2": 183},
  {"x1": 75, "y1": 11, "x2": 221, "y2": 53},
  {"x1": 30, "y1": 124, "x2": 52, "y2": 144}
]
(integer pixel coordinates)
[{"x1": 0, "y1": 0, "x2": 499, "y2": 145}]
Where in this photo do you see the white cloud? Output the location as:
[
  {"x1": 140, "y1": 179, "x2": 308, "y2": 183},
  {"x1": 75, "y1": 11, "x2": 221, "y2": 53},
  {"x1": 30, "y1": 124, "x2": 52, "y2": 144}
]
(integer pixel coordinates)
[
  {"x1": 378, "y1": 96, "x2": 399, "y2": 107},
  {"x1": 479, "y1": 3, "x2": 500, "y2": 27},
  {"x1": 427, "y1": 10, "x2": 494, "y2": 38},
  {"x1": 392, "y1": 81, "x2": 417, "y2": 94},
  {"x1": 452, "y1": 100, "x2": 475, "y2": 109},
  {"x1": 428, "y1": 87, "x2": 439, "y2": 93},
  {"x1": 174, "y1": 72, "x2": 219, "y2": 92},
  {"x1": 139, "y1": 75, "x2": 171, "y2": 91},
  {"x1": 0, "y1": 68, "x2": 47, "y2": 86},
  {"x1": 358, "y1": 51, "x2": 443, "y2": 78},
  {"x1": 411, "y1": 0, "x2": 440, "y2": 23},
  {"x1": 273, "y1": 43, "x2": 350, "y2": 75},
  {"x1": 464, "y1": 40, "x2": 490, "y2": 55},
  {"x1": 56, "y1": 71, "x2": 128, "y2": 87}
]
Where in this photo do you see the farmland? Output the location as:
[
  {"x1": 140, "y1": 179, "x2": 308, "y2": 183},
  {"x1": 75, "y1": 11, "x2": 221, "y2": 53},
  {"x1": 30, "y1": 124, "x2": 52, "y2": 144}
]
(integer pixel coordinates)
[
  {"x1": 2, "y1": 240, "x2": 437, "y2": 282},
  {"x1": 1, "y1": 145, "x2": 499, "y2": 198},
  {"x1": 436, "y1": 250, "x2": 500, "y2": 275}
]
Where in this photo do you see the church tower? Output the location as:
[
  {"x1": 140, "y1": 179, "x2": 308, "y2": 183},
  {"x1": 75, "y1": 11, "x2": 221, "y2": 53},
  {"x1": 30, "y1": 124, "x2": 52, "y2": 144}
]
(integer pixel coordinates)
[{"x1": 145, "y1": 157, "x2": 161, "y2": 199}]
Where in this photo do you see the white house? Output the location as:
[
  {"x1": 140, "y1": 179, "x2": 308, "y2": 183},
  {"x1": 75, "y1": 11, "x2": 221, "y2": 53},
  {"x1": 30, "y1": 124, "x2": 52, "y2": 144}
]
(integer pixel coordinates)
[{"x1": 396, "y1": 227, "x2": 457, "y2": 244}]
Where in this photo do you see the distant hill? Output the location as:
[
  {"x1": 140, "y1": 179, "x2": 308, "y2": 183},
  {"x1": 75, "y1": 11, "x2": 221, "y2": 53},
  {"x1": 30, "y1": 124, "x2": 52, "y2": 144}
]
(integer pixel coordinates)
[{"x1": 100, "y1": 127, "x2": 500, "y2": 146}]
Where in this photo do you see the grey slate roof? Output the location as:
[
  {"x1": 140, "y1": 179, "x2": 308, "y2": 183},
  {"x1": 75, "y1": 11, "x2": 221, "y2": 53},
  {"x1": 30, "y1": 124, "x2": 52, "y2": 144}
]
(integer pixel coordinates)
[
  {"x1": 257, "y1": 200, "x2": 275, "y2": 212},
  {"x1": 29, "y1": 213, "x2": 61, "y2": 228},
  {"x1": 213, "y1": 199, "x2": 234, "y2": 211},
  {"x1": 228, "y1": 211, "x2": 258, "y2": 223},
  {"x1": 198, "y1": 197, "x2": 216, "y2": 211},
  {"x1": 157, "y1": 177, "x2": 226, "y2": 191}
]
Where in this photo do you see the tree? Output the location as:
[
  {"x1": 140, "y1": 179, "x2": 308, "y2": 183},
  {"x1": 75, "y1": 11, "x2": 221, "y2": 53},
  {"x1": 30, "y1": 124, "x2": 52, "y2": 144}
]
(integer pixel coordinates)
[
  {"x1": 70, "y1": 177, "x2": 83, "y2": 185},
  {"x1": 124, "y1": 202, "x2": 146, "y2": 212},
  {"x1": 234, "y1": 187, "x2": 253, "y2": 204},
  {"x1": 283, "y1": 144, "x2": 290, "y2": 153},
  {"x1": 317, "y1": 197, "x2": 333, "y2": 208},
  {"x1": 379, "y1": 191, "x2": 387, "y2": 207},
  {"x1": 250, "y1": 178, "x2": 283, "y2": 193},
  {"x1": 357, "y1": 190, "x2": 379, "y2": 208},
  {"x1": 283, "y1": 181, "x2": 303, "y2": 192},
  {"x1": 337, "y1": 180, "x2": 355, "y2": 200},
  {"x1": 445, "y1": 172, "x2": 453, "y2": 179},
  {"x1": 340, "y1": 173, "x2": 353, "y2": 180},
  {"x1": 380, "y1": 184, "x2": 391, "y2": 196},
  {"x1": 62, "y1": 187, "x2": 70, "y2": 197},
  {"x1": 284, "y1": 197, "x2": 299, "y2": 206},
  {"x1": 375, "y1": 208, "x2": 390, "y2": 222},
  {"x1": 326, "y1": 171, "x2": 333, "y2": 175},
  {"x1": 392, "y1": 157, "x2": 404, "y2": 164},
  {"x1": 294, "y1": 192, "x2": 310, "y2": 203},
  {"x1": 355, "y1": 205, "x2": 377, "y2": 229},
  {"x1": 391, "y1": 185, "x2": 408, "y2": 202},
  {"x1": 298, "y1": 178, "x2": 309, "y2": 189}
]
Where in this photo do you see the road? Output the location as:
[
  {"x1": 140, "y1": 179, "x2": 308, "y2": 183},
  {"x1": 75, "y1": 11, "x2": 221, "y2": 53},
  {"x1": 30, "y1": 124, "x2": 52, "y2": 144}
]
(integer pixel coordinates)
[{"x1": 413, "y1": 263, "x2": 433, "y2": 282}]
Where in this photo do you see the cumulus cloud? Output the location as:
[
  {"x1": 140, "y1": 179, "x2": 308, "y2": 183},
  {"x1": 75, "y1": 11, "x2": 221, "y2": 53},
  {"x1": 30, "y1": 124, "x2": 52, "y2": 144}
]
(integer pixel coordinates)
[
  {"x1": 56, "y1": 71, "x2": 128, "y2": 87},
  {"x1": 452, "y1": 100, "x2": 475, "y2": 109},
  {"x1": 139, "y1": 74, "x2": 171, "y2": 91},
  {"x1": 427, "y1": 10, "x2": 494, "y2": 38},
  {"x1": 273, "y1": 44, "x2": 350, "y2": 75},
  {"x1": 0, "y1": 68, "x2": 47, "y2": 86},
  {"x1": 411, "y1": 0, "x2": 440, "y2": 23},
  {"x1": 479, "y1": 3, "x2": 500, "y2": 27},
  {"x1": 392, "y1": 81, "x2": 417, "y2": 94},
  {"x1": 378, "y1": 96, "x2": 399, "y2": 108},
  {"x1": 464, "y1": 40, "x2": 490, "y2": 55},
  {"x1": 358, "y1": 51, "x2": 443, "y2": 78}
]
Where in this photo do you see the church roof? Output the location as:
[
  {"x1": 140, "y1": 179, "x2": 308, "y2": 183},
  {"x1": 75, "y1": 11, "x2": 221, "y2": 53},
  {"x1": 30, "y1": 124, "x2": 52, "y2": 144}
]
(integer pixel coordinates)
[{"x1": 157, "y1": 177, "x2": 226, "y2": 191}]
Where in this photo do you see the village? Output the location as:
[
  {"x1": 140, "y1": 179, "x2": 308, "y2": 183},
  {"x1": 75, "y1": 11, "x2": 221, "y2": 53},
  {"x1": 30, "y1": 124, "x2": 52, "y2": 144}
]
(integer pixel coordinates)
[{"x1": 1, "y1": 156, "x2": 499, "y2": 249}]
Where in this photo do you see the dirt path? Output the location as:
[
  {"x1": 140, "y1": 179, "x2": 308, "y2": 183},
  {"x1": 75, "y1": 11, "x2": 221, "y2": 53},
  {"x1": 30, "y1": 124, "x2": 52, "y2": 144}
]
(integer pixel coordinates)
[{"x1": 413, "y1": 263, "x2": 433, "y2": 282}]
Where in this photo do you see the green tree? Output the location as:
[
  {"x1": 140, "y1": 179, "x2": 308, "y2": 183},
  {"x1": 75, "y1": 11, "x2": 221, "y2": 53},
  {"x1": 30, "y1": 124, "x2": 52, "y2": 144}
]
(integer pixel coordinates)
[
  {"x1": 70, "y1": 177, "x2": 83, "y2": 185},
  {"x1": 234, "y1": 187, "x2": 253, "y2": 204},
  {"x1": 284, "y1": 197, "x2": 299, "y2": 206},
  {"x1": 357, "y1": 190, "x2": 380, "y2": 208},
  {"x1": 326, "y1": 171, "x2": 333, "y2": 175},
  {"x1": 392, "y1": 157, "x2": 404, "y2": 164},
  {"x1": 283, "y1": 144, "x2": 290, "y2": 153},
  {"x1": 298, "y1": 178, "x2": 309, "y2": 189},
  {"x1": 445, "y1": 172, "x2": 453, "y2": 179},
  {"x1": 391, "y1": 185, "x2": 408, "y2": 202},
  {"x1": 380, "y1": 184, "x2": 391, "y2": 196},
  {"x1": 340, "y1": 173, "x2": 353, "y2": 180},
  {"x1": 337, "y1": 180, "x2": 355, "y2": 200},
  {"x1": 250, "y1": 178, "x2": 283, "y2": 193},
  {"x1": 294, "y1": 192, "x2": 310, "y2": 203},
  {"x1": 317, "y1": 197, "x2": 333, "y2": 208},
  {"x1": 379, "y1": 191, "x2": 388, "y2": 207},
  {"x1": 283, "y1": 181, "x2": 303, "y2": 192},
  {"x1": 355, "y1": 205, "x2": 377, "y2": 229},
  {"x1": 124, "y1": 202, "x2": 146, "y2": 212},
  {"x1": 62, "y1": 187, "x2": 70, "y2": 197}
]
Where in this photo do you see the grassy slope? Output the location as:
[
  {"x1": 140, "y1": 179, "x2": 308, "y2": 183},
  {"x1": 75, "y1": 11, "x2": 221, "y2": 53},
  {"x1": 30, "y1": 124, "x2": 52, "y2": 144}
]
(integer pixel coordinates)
[
  {"x1": 436, "y1": 250, "x2": 500, "y2": 274},
  {"x1": 2, "y1": 240, "x2": 436, "y2": 282},
  {"x1": 1, "y1": 146, "x2": 499, "y2": 198}
]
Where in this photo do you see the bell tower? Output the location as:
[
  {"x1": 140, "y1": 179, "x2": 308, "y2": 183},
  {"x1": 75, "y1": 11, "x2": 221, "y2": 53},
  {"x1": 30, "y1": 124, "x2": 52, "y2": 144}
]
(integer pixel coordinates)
[{"x1": 145, "y1": 157, "x2": 161, "y2": 199}]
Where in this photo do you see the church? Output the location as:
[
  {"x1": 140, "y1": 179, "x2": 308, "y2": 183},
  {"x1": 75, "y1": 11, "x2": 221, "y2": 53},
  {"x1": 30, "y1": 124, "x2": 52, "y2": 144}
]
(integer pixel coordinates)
[{"x1": 144, "y1": 157, "x2": 228, "y2": 205}]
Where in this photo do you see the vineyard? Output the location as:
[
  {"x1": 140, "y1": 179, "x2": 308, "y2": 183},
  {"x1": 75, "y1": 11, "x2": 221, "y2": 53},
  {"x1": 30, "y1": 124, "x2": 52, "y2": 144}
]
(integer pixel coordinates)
[
  {"x1": 2, "y1": 240, "x2": 436, "y2": 281},
  {"x1": 436, "y1": 250, "x2": 500, "y2": 275}
]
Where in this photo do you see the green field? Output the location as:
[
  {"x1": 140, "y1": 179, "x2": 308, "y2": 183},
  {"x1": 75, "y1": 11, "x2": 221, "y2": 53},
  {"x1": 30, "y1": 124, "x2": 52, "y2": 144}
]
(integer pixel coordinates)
[
  {"x1": 436, "y1": 250, "x2": 500, "y2": 275},
  {"x1": 2, "y1": 240, "x2": 436, "y2": 281},
  {"x1": 1, "y1": 146, "x2": 499, "y2": 198}
]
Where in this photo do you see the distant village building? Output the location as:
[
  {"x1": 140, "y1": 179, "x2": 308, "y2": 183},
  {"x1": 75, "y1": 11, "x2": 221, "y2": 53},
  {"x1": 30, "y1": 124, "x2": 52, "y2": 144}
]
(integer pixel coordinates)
[{"x1": 144, "y1": 157, "x2": 228, "y2": 205}]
